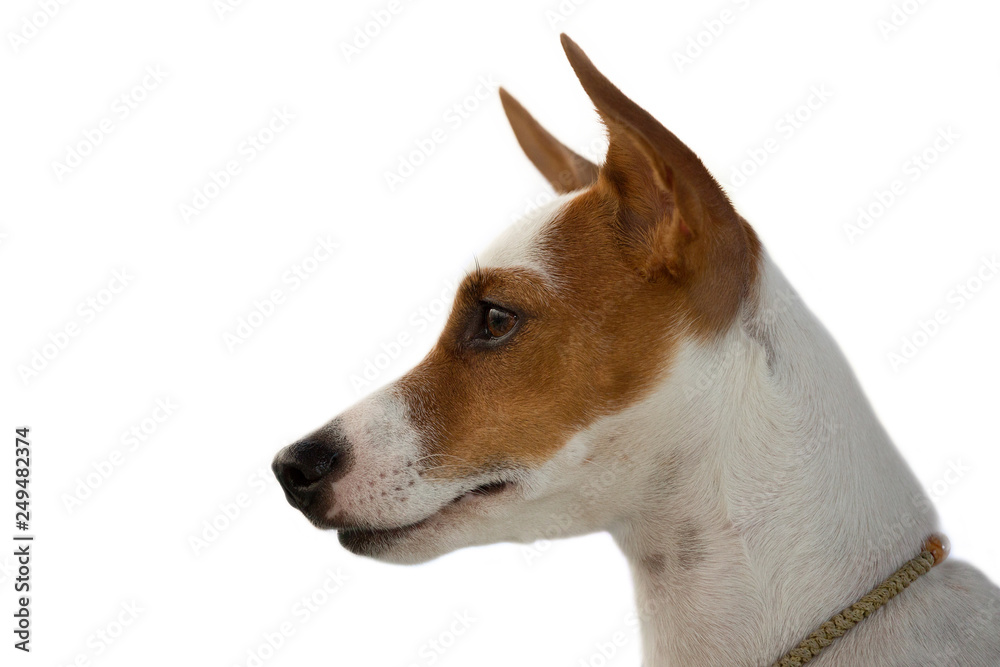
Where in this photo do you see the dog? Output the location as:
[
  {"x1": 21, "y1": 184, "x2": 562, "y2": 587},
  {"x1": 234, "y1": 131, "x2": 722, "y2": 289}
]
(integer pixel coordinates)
[{"x1": 273, "y1": 35, "x2": 1000, "y2": 666}]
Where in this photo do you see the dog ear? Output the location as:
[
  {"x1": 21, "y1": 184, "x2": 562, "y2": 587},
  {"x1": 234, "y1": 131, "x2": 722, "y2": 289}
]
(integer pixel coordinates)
[
  {"x1": 560, "y1": 34, "x2": 752, "y2": 288},
  {"x1": 499, "y1": 87, "x2": 600, "y2": 194}
]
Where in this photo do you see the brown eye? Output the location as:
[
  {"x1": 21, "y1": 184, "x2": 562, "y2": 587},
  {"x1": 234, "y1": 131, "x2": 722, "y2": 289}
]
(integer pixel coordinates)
[{"x1": 485, "y1": 307, "x2": 517, "y2": 339}]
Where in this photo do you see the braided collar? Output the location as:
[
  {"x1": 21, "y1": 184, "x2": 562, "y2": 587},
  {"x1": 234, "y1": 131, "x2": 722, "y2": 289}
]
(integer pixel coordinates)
[{"x1": 772, "y1": 534, "x2": 950, "y2": 666}]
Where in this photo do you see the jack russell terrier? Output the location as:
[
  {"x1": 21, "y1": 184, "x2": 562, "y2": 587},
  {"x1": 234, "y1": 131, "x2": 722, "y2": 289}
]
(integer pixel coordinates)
[{"x1": 273, "y1": 35, "x2": 1000, "y2": 666}]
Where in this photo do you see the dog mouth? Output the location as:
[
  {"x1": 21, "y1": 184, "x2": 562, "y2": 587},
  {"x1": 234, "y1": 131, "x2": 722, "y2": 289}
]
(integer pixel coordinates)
[{"x1": 337, "y1": 479, "x2": 514, "y2": 555}]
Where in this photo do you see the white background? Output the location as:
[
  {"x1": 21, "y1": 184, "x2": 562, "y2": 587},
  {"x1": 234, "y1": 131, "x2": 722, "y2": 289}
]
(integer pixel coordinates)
[{"x1": 2, "y1": 0, "x2": 999, "y2": 665}]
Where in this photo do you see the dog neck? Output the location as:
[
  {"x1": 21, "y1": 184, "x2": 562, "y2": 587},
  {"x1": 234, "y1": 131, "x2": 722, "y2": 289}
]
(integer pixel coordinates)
[{"x1": 603, "y1": 254, "x2": 938, "y2": 666}]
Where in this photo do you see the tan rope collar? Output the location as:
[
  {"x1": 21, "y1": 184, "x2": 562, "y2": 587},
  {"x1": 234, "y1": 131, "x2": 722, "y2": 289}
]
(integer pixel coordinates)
[{"x1": 772, "y1": 534, "x2": 950, "y2": 667}]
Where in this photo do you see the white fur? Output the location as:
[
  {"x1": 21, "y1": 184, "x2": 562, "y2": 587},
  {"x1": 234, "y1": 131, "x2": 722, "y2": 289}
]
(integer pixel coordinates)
[
  {"x1": 477, "y1": 191, "x2": 577, "y2": 280},
  {"x1": 331, "y1": 387, "x2": 469, "y2": 527},
  {"x1": 590, "y1": 255, "x2": 1000, "y2": 665}
]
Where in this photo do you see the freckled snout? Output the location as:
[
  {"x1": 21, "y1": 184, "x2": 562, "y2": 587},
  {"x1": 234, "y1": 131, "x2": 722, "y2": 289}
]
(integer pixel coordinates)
[{"x1": 272, "y1": 426, "x2": 350, "y2": 515}]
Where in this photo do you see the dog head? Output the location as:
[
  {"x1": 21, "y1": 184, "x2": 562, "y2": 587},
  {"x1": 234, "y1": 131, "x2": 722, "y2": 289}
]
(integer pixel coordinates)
[{"x1": 273, "y1": 35, "x2": 760, "y2": 564}]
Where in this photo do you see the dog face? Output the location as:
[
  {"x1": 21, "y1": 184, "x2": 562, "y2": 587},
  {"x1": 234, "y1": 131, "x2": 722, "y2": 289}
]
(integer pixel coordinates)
[{"x1": 273, "y1": 35, "x2": 760, "y2": 564}]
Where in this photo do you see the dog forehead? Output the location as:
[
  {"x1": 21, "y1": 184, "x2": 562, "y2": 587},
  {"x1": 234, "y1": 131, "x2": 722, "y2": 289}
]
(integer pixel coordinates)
[{"x1": 476, "y1": 192, "x2": 578, "y2": 275}]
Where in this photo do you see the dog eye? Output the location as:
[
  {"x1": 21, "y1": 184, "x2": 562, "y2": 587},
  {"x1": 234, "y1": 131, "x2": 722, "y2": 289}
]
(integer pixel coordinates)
[{"x1": 484, "y1": 306, "x2": 517, "y2": 339}]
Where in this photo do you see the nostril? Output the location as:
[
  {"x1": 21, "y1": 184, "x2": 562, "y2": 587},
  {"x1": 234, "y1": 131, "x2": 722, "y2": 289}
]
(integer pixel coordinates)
[
  {"x1": 283, "y1": 464, "x2": 312, "y2": 490},
  {"x1": 272, "y1": 432, "x2": 350, "y2": 514},
  {"x1": 289, "y1": 440, "x2": 338, "y2": 481},
  {"x1": 272, "y1": 424, "x2": 352, "y2": 514},
  {"x1": 273, "y1": 458, "x2": 323, "y2": 511},
  {"x1": 273, "y1": 455, "x2": 329, "y2": 491}
]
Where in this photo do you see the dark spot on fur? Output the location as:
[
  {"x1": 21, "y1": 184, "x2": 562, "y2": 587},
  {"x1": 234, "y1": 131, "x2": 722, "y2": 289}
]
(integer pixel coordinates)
[
  {"x1": 676, "y1": 522, "x2": 706, "y2": 570},
  {"x1": 642, "y1": 553, "x2": 667, "y2": 576},
  {"x1": 756, "y1": 332, "x2": 776, "y2": 373},
  {"x1": 743, "y1": 314, "x2": 777, "y2": 374}
]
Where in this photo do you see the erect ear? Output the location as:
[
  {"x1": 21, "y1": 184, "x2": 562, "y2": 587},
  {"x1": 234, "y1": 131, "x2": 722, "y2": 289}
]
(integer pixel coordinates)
[
  {"x1": 560, "y1": 34, "x2": 755, "y2": 299},
  {"x1": 499, "y1": 87, "x2": 600, "y2": 194}
]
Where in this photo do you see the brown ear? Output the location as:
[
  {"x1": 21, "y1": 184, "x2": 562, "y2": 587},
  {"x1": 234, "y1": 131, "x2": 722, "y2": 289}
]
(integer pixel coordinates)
[
  {"x1": 499, "y1": 87, "x2": 600, "y2": 194},
  {"x1": 559, "y1": 34, "x2": 757, "y2": 324}
]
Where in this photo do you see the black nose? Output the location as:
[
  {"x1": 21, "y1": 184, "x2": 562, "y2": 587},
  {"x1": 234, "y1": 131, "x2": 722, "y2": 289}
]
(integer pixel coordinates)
[{"x1": 272, "y1": 428, "x2": 348, "y2": 511}]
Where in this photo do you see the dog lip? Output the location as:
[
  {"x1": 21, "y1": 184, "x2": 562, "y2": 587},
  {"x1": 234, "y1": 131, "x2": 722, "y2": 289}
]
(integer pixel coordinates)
[
  {"x1": 337, "y1": 479, "x2": 515, "y2": 547},
  {"x1": 449, "y1": 479, "x2": 511, "y2": 502}
]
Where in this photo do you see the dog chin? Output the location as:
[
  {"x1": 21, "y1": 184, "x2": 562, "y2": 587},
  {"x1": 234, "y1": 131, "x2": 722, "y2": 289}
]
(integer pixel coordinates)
[
  {"x1": 337, "y1": 526, "x2": 448, "y2": 565},
  {"x1": 334, "y1": 481, "x2": 518, "y2": 564}
]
